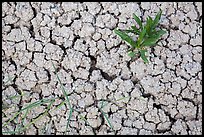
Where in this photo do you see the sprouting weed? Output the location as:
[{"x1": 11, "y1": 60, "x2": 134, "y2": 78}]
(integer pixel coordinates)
[{"x1": 114, "y1": 9, "x2": 166, "y2": 64}]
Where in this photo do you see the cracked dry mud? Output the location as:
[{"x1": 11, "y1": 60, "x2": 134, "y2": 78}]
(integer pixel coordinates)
[{"x1": 2, "y1": 2, "x2": 202, "y2": 135}]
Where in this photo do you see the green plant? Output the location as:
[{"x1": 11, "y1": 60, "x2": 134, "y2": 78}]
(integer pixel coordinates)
[
  {"x1": 2, "y1": 97, "x2": 56, "y2": 134},
  {"x1": 114, "y1": 9, "x2": 166, "y2": 63},
  {"x1": 51, "y1": 61, "x2": 73, "y2": 135},
  {"x1": 99, "y1": 100, "x2": 116, "y2": 135},
  {"x1": 2, "y1": 62, "x2": 73, "y2": 135}
]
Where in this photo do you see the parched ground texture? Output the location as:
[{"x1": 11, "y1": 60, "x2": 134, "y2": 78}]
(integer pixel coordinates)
[{"x1": 2, "y1": 2, "x2": 202, "y2": 135}]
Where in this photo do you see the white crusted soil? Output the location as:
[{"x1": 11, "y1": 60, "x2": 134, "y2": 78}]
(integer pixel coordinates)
[{"x1": 2, "y1": 2, "x2": 202, "y2": 135}]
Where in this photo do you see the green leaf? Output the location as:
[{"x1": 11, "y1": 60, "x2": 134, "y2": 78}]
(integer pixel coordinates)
[
  {"x1": 128, "y1": 51, "x2": 136, "y2": 58},
  {"x1": 152, "y1": 9, "x2": 162, "y2": 29},
  {"x1": 145, "y1": 16, "x2": 154, "y2": 35},
  {"x1": 140, "y1": 49, "x2": 149, "y2": 64},
  {"x1": 155, "y1": 29, "x2": 166, "y2": 37},
  {"x1": 142, "y1": 30, "x2": 166, "y2": 47},
  {"x1": 137, "y1": 27, "x2": 146, "y2": 46},
  {"x1": 133, "y1": 13, "x2": 143, "y2": 30},
  {"x1": 123, "y1": 27, "x2": 139, "y2": 35},
  {"x1": 139, "y1": 28, "x2": 147, "y2": 40},
  {"x1": 146, "y1": 29, "x2": 166, "y2": 42},
  {"x1": 114, "y1": 29, "x2": 136, "y2": 48},
  {"x1": 141, "y1": 37, "x2": 159, "y2": 47},
  {"x1": 123, "y1": 29, "x2": 135, "y2": 34},
  {"x1": 131, "y1": 25, "x2": 140, "y2": 35},
  {"x1": 147, "y1": 16, "x2": 153, "y2": 26},
  {"x1": 148, "y1": 16, "x2": 153, "y2": 23}
]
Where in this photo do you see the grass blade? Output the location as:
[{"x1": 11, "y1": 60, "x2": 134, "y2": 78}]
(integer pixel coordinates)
[
  {"x1": 142, "y1": 29, "x2": 166, "y2": 47},
  {"x1": 133, "y1": 13, "x2": 143, "y2": 30},
  {"x1": 51, "y1": 61, "x2": 72, "y2": 109},
  {"x1": 114, "y1": 29, "x2": 136, "y2": 48},
  {"x1": 6, "y1": 90, "x2": 27, "y2": 100},
  {"x1": 155, "y1": 29, "x2": 166, "y2": 37},
  {"x1": 146, "y1": 16, "x2": 153, "y2": 35},
  {"x1": 65, "y1": 107, "x2": 73, "y2": 135},
  {"x1": 100, "y1": 109, "x2": 115, "y2": 134},
  {"x1": 3, "y1": 99, "x2": 68, "y2": 135},
  {"x1": 79, "y1": 114, "x2": 92, "y2": 127},
  {"x1": 123, "y1": 29, "x2": 135, "y2": 34},
  {"x1": 137, "y1": 27, "x2": 146, "y2": 46},
  {"x1": 140, "y1": 49, "x2": 149, "y2": 64},
  {"x1": 3, "y1": 98, "x2": 55, "y2": 128},
  {"x1": 19, "y1": 98, "x2": 55, "y2": 112},
  {"x1": 115, "y1": 96, "x2": 130, "y2": 102},
  {"x1": 128, "y1": 51, "x2": 136, "y2": 58},
  {"x1": 3, "y1": 99, "x2": 55, "y2": 135},
  {"x1": 100, "y1": 100, "x2": 116, "y2": 134},
  {"x1": 79, "y1": 115, "x2": 89, "y2": 125},
  {"x1": 131, "y1": 25, "x2": 140, "y2": 35},
  {"x1": 15, "y1": 108, "x2": 29, "y2": 134},
  {"x1": 141, "y1": 37, "x2": 159, "y2": 47},
  {"x1": 79, "y1": 114, "x2": 95, "y2": 135},
  {"x1": 152, "y1": 9, "x2": 162, "y2": 29},
  {"x1": 51, "y1": 61, "x2": 73, "y2": 135}
]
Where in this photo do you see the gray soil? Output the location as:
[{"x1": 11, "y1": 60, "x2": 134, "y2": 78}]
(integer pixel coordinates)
[{"x1": 2, "y1": 2, "x2": 202, "y2": 135}]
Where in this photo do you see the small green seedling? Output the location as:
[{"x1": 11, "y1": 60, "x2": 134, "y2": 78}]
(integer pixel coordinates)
[{"x1": 114, "y1": 9, "x2": 166, "y2": 63}]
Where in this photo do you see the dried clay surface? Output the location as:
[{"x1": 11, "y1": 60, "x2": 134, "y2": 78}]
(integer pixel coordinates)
[{"x1": 2, "y1": 2, "x2": 202, "y2": 135}]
